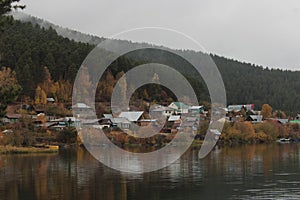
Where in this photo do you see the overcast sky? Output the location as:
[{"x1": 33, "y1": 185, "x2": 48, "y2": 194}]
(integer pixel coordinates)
[{"x1": 22, "y1": 0, "x2": 300, "y2": 70}]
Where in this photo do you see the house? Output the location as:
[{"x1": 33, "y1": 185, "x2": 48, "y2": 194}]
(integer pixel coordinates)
[
  {"x1": 185, "y1": 116, "x2": 199, "y2": 123},
  {"x1": 72, "y1": 103, "x2": 94, "y2": 118},
  {"x1": 227, "y1": 104, "x2": 254, "y2": 112},
  {"x1": 166, "y1": 115, "x2": 182, "y2": 133},
  {"x1": 138, "y1": 119, "x2": 157, "y2": 126},
  {"x1": 168, "y1": 102, "x2": 189, "y2": 114},
  {"x1": 151, "y1": 106, "x2": 175, "y2": 117},
  {"x1": 103, "y1": 114, "x2": 113, "y2": 119},
  {"x1": 102, "y1": 113, "x2": 132, "y2": 130},
  {"x1": 32, "y1": 113, "x2": 57, "y2": 122},
  {"x1": 81, "y1": 119, "x2": 99, "y2": 127},
  {"x1": 73, "y1": 103, "x2": 91, "y2": 109},
  {"x1": 64, "y1": 117, "x2": 81, "y2": 128},
  {"x1": 35, "y1": 121, "x2": 58, "y2": 129},
  {"x1": 118, "y1": 111, "x2": 144, "y2": 123},
  {"x1": 2, "y1": 129, "x2": 13, "y2": 134},
  {"x1": 178, "y1": 118, "x2": 199, "y2": 133},
  {"x1": 34, "y1": 107, "x2": 45, "y2": 115},
  {"x1": 2, "y1": 114, "x2": 21, "y2": 124},
  {"x1": 277, "y1": 119, "x2": 289, "y2": 124},
  {"x1": 188, "y1": 106, "x2": 204, "y2": 114},
  {"x1": 246, "y1": 115, "x2": 263, "y2": 124},
  {"x1": 34, "y1": 113, "x2": 47, "y2": 126},
  {"x1": 72, "y1": 103, "x2": 93, "y2": 112},
  {"x1": 97, "y1": 118, "x2": 113, "y2": 129},
  {"x1": 266, "y1": 118, "x2": 289, "y2": 125},
  {"x1": 50, "y1": 117, "x2": 81, "y2": 130},
  {"x1": 110, "y1": 117, "x2": 131, "y2": 130},
  {"x1": 168, "y1": 115, "x2": 181, "y2": 122},
  {"x1": 0, "y1": 129, "x2": 14, "y2": 138},
  {"x1": 49, "y1": 118, "x2": 66, "y2": 130},
  {"x1": 1, "y1": 129, "x2": 13, "y2": 138},
  {"x1": 81, "y1": 118, "x2": 113, "y2": 129}
]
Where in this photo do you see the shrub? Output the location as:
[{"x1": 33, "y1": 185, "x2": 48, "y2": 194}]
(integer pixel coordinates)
[{"x1": 58, "y1": 127, "x2": 78, "y2": 143}]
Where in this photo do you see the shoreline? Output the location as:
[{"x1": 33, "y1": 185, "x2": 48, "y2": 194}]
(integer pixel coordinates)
[
  {"x1": 1, "y1": 138, "x2": 298, "y2": 155},
  {"x1": 0, "y1": 145, "x2": 59, "y2": 154}
]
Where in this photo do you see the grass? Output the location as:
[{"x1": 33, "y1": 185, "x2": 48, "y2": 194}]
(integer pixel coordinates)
[{"x1": 0, "y1": 145, "x2": 59, "y2": 154}]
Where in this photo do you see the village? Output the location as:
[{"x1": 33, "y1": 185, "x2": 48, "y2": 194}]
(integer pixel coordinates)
[{"x1": 1, "y1": 98, "x2": 300, "y2": 149}]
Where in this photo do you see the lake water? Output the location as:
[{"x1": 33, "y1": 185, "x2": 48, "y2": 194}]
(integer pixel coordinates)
[{"x1": 1, "y1": 143, "x2": 300, "y2": 200}]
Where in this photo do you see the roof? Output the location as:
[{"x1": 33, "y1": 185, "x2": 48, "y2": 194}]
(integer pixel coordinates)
[
  {"x1": 46, "y1": 98, "x2": 55, "y2": 102},
  {"x1": 118, "y1": 111, "x2": 143, "y2": 122},
  {"x1": 36, "y1": 122, "x2": 57, "y2": 128},
  {"x1": 81, "y1": 119, "x2": 99, "y2": 124},
  {"x1": 228, "y1": 104, "x2": 254, "y2": 112},
  {"x1": 110, "y1": 117, "x2": 131, "y2": 124},
  {"x1": 249, "y1": 115, "x2": 263, "y2": 121},
  {"x1": 72, "y1": 103, "x2": 91, "y2": 109},
  {"x1": 152, "y1": 106, "x2": 175, "y2": 112},
  {"x1": 210, "y1": 129, "x2": 221, "y2": 136},
  {"x1": 290, "y1": 120, "x2": 300, "y2": 125},
  {"x1": 189, "y1": 106, "x2": 204, "y2": 110},
  {"x1": 37, "y1": 113, "x2": 45, "y2": 117},
  {"x1": 51, "y1": 118, "x2": 65, "y2": 122},
  {"x1": 99, "y1": 118, "x2": 113, "y2": 125},
  {"x1": 103, "y1": 114, "x2": 113, "y2": 119},
  {"x1": 278, "y1": 119, "x2": 289, "y2": 124},
  {"x1": 228, "y1": 105, "x2": 244, "y2": 112},
  {"x1": 139, "y1": 119, "x2": 157, "y2": 122},
  {"x1": 2, "y1": 129, "x2": 13, "y2": 134},
  {"x1": 168, "y1": 115, "x2": 181, "y2": 122},
  {"x1": 64, "y1": 117, "x2": 80, "y2": 122},
  {"x1": 5, "y1": 114, "x2": 21, "y2": 119},
  {"x1": 50, "y1": 125, "x2": 66, "y2": 129},
  {"x1": 170, "y1": 102, "x2": 189, "y2": 109}
]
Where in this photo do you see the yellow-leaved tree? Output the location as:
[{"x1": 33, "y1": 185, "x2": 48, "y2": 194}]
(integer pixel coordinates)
[
  {"x1": 0, "y1": 67, "x2": 21, "y2": 117},
  {"x1": 261, "y1": 104, "x2": 272, "y2": 119},
  {"x1": 34, "y1": 86, "x2": 47, "y2": 105}
]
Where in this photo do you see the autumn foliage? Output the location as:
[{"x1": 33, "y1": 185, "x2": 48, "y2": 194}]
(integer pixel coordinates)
[{"x1": 220, "y1": 120, "x2": 300, "y2": 144}]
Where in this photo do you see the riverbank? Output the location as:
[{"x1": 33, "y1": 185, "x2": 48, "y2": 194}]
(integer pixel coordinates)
[{"x1": 0, "y1": 145, "x2": 59, "y2": 154}]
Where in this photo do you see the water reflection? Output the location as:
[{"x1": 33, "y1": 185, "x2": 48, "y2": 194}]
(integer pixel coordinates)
[{"x1": 0, "y1": 143, "x2": 300, "y2": 199}]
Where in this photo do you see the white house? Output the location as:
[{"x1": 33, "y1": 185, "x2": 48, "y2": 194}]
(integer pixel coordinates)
[
  {"x1": 152, "y1": 106, "x2": 175, "y2": 117},
  {"x1": 188, "y1": 106, "x2": 204, "y2": 114},
  {"x1": 168, "y1": 102, "x2": 189, "y2": 114}
]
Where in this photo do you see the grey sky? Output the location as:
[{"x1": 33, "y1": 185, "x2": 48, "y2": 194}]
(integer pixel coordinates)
[{"x1": 22, "y1": 0, "x2": 300, "y2": 70}]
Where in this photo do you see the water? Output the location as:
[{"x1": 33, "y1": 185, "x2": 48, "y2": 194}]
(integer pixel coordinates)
[{"x1": 1, "y1": 143, "x2": 300, "y2": 200}]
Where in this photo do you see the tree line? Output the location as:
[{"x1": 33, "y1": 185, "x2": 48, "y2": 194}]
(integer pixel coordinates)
[{"x1": 0, "y1": 17, "x2": 300, "y2": 115}]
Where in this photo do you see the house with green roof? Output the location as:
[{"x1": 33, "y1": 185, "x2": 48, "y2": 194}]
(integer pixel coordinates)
[
  {"x1": 290, "y1": 120, "x2": 300, "y2": 125},
  {"x1": 168, "y1": 102, "x2": 189, "y2": 114}
]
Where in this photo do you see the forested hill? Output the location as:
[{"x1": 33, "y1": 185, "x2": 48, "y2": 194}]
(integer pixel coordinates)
[
  {"x1": 213, "y1": 55, "x2": 300, "y2": 113},
  {"x1": 0, "y1": 20, "x2": 94, "y2": 97},
  {"x1": 0, "y1": 16, "x2": 300, "y2": 114}
]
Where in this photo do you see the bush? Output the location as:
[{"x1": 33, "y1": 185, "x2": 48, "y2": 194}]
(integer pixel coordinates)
[
  {"x1": 257, "y1": 121, "x2": 279, "y2": 141},
  {"x1": 58, "y1": 127, "x2": 78, "y2": 143},
  {"x1": 0, "y1": 130, "x2": 35, "y2": 147},
  {"x1": 45, "y1": 104, "x2": 71, "y2": 117}
]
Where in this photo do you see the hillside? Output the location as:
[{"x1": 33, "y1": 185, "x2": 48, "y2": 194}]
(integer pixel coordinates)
[
  {"x1": 1, "y1": 14, "x2": 300, "y2": 114},
  {"x1": 12, "y1": 12, "x2": 104, "y2": 45}
]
